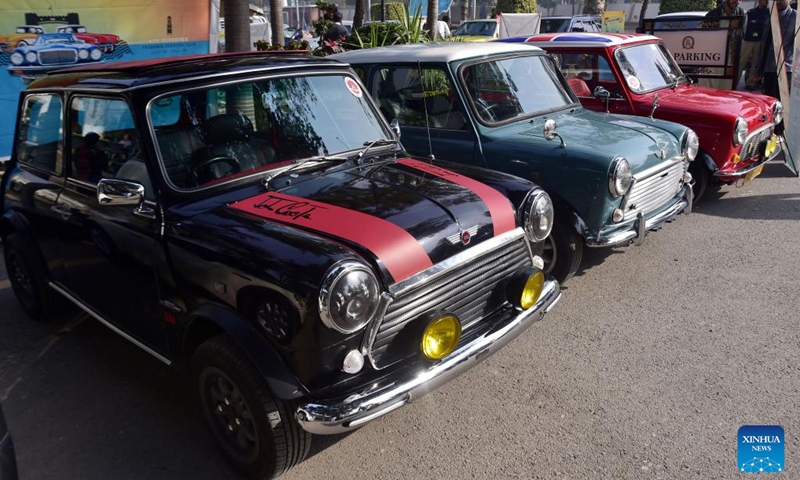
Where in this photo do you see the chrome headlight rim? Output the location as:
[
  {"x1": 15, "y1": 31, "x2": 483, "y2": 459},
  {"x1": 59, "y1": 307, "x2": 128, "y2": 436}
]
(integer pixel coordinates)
[
  {"x1": 608, "y1": 156, "x2": 632, "y2": 198},
  {"x1": 10, "y1": 52, "x2": 24, "y2": 65},
  {"x1": 522, "y1": 189, "x2": 554, "y2": 243},
  {"x1": 733, "y1": 117, "x2": 748, "y2": 146},
  {"x1": 682, "y1": 129, "x2": 699, "y2": 162},
  {"x1": 773, "y1": 101, "x2": 783, "y2": 125},
  {"x1": 318, "y1": 260, "x2": 381, "y2": 334}
]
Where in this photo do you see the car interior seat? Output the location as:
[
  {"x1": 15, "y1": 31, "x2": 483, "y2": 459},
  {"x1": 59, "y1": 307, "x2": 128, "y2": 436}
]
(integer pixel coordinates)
[
  {"x1": 193, "y1": 113, "x2": 275, "y2": 184},
  {"x1": 567, "y1": 77, "x2": 592, "y2": 97}
]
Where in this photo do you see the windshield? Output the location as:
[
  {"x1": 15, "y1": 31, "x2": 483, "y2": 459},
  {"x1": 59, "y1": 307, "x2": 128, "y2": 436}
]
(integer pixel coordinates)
[
  {"x1": 461, "y1": 55, "x2": 576, "y2": 124},
  {"x1": 614, "y1": 43, "x2": 684, "y2": 93},
  {"x1": 150, "y1": 74, "x2": 391, "y2": 189},
  {"x1": 454, "y1": 21, "x2": 497, "y2": 36},
  {"x1": 540, "y1": 18, "x2": 570, "y2": 33}
]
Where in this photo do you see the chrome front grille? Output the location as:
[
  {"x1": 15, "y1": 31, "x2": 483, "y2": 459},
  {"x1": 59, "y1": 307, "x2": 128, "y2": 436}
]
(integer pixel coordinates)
[
  {"x1": 625, "y1": 159, "x2": 686, "y2": 219},
  {"x1": 740, "y1": 125, "x2": 773, "y2": 160},
  {"x1": 368, "y1": 234, "x2": 532, "y2": 369},
  {"x1": 39, "y1": 50, "x2": 77, "y2": 66}
]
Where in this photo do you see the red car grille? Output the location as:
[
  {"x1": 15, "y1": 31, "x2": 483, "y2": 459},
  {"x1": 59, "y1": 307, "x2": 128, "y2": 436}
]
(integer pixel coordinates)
[{"x1": 39, "y1": 50, "x2": 78, "y2": 66}]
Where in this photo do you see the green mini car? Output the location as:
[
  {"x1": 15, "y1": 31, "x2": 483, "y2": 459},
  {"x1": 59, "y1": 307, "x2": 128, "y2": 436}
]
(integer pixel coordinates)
[{"x1": 334, "y1": 43, "x2": 698, "y2": 281}]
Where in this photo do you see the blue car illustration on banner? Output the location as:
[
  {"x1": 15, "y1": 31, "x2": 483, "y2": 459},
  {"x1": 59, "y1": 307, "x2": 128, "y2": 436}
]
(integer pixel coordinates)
[{"x1": 8, "y1": 32, "x2": 102, "y2": 75}]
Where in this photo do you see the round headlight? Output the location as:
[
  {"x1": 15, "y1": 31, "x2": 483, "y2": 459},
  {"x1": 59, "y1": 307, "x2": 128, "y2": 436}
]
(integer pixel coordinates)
[
  {"x1": 90, "y1": 48, "x2": 102, "y2": 61},
  {"x1": 682, "y1": 129, "x2": 699, "y2": 161},
  {"x1": 609, "y1": 157, "x2": 632, "y2": 198},
  {"x1": 773, "y1": 102, "x2": 783, "y2": 125},
  {"x1": 319, "y1": 262, "x2": 380, "y2": 334},
  {"x1": 78, "y1": 49, "x2": 89, "y2": 60},
  {"x1": 523, "y1": 191, "x2": 554, "y2": 243},
  {"x1": 10, "y1": 52, "x2": 24, "y2": 65},
  {"x1": 733, "y1": 117, "x2": 748, "y2": 146},
  {"x1": 421, "y1": 314, "x2": 461, "y2": 360},
  {"x1": 25, "y1": 51, "x2": 37, "y2": 63}
]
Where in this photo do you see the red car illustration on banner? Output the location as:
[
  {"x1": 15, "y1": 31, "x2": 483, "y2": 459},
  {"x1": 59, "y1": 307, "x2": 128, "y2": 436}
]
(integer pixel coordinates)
[{"x1": 56, "y1": 25, "x2": 120, "y2": 52}]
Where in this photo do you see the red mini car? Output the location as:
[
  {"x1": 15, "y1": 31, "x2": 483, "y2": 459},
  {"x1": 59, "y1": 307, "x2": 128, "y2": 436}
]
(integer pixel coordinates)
[
  {"x1": 500, "y1": 33, "x2": 785, "y2": 200},
  {"x1": 56, "y1": 25, "x2": 120, "y2": 52}
]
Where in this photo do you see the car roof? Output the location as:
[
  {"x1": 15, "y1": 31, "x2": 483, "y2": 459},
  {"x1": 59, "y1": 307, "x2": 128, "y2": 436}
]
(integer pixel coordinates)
[
  {"x1": 332, "y1": 42, "x2": 542, "y2": 64},
  {"x1": 26, "y1": 51, "x2": 347, "y2": 91},
  {"x1": 655, "y1": 11, "x2": 707, "y2": 18},
  {"x1": 516, "y1": 32, "x2": 659, "y2": 47}
]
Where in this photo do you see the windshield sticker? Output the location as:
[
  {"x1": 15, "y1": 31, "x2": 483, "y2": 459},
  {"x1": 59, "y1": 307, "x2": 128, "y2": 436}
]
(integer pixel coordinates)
[
  {"x1": 626, "y1": 75, "x2": 641, "y2": 90},
  {"x1": 345, "y1": 77, "x2": 363, "y2": 98}
]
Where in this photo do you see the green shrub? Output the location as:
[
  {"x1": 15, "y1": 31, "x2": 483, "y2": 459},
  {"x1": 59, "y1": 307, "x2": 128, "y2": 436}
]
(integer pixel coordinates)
[
  {"x1": 370, "y1": 2, "x2": 406, "y2": 21},
  {"x1": 658, "y1": 0, "x2": 715, "y2": 15},
  {"x1": 496, "y1": 0, "x2": 538, "y2": 14}
]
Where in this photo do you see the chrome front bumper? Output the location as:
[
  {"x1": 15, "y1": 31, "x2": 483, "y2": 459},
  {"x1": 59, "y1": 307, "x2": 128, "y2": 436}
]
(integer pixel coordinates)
[
  {"x1": 586, "y1": 184, "x2": 691, "y2": 248},
  {"x1": 295, "y1": 280, "x2": 562, "y2": 435}
]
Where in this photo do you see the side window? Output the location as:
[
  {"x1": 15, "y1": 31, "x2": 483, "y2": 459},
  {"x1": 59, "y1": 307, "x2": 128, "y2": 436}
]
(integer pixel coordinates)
[
  {"x1": 370, "y1": 67, "x2": 467, "y2": 130},
  {"x1": 69, "y1": 96, "x2": 151, "y2": 198},
  {"x1": 559, "y1": 53, "x2": 619, "y2": 96},
  {"x1": 16, "y1": 94, "x2": 64, "y2": 175}
]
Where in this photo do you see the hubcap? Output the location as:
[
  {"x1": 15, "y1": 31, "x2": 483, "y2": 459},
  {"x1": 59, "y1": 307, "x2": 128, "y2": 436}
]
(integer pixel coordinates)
[
  {"x1": 7, "y1": 251, "x2": 34, "y2": 305},
  {"x1": 203, "y1": 369, "x2": 259, "y2": 463}
]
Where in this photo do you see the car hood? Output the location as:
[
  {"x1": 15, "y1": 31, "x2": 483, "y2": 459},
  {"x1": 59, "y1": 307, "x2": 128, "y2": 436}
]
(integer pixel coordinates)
[
  {"x1": 189, "y1": 158, "x2": 518, "y2": 287},
  {"x1": 655, "y1": 84, "x2": 776, "y2": 126},
  {"x1": 533, "y1": 108, "x2": 682, "y2": 173}
]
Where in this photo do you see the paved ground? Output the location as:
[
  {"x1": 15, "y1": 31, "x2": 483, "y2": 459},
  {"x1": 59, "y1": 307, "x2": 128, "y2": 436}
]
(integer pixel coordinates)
[{"x1": 0, "y1": 161, "x2": 798, "y2": 480}]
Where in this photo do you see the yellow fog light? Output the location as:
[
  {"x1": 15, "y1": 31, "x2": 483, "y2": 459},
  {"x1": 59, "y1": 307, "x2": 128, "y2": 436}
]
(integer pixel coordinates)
[
  {"x1": 732, "y1": 154, "x2": 741, "y2": 164},
  {"x1": 421, "y1": 314, "x2": 461, "y2": 360},
  {"x1": 507, "y1": 267, "x2": 546, "y2": 310}
]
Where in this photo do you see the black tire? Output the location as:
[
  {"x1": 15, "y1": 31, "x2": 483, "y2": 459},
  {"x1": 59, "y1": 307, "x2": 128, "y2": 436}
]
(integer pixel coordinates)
[
  {"x1": 193, "y1": 336, "x2": 311, "y2": 479},
  {"x1": 3, "y1": 232, "x2": 62, "y2": 321},
  {"x1": 689, "y1": 159, "x2": 709, "y2": 204},
  {"x1": 542, "y1": 216, "x2": 583, "y2": 283}
]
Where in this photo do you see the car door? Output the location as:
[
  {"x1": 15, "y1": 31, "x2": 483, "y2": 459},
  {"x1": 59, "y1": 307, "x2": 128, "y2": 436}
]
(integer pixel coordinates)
[
  {"x1": 367, "y1": 64, "x2": 480, "y2": 165},
  {"x1": 53, "y1": 94, "x2": 168, "y2": 356},
  {"x1": 4, "y1": 93, "x2": 69, "y2": 284}
]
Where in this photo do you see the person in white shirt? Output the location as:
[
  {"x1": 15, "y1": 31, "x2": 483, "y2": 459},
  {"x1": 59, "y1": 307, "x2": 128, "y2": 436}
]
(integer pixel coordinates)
[{"x1": 436, "y1": 15, "x2": 451, "y2": 39}]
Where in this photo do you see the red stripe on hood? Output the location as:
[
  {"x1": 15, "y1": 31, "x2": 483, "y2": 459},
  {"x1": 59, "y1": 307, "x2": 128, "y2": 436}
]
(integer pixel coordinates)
[
  {"x1": 398, "y1": 158, "x2": 516, "y2": 236},
  {"x1": 230, "y1": 192, "x2": 433, "y2": 283}
]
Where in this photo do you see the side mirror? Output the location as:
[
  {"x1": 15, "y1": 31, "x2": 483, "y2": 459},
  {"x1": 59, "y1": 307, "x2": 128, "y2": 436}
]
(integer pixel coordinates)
[
  {"x1": 543, "y1": 118, "x2": 566, "y2": 149},
  {"x1": 98, "y1": 179, "x2": 143, "y2": 206},
  {"x1": 593, "y1": 86, "x2": 610, "y2": 100},
  {"x1": 390, "y1": 119, "x2": 401, "y2": 139}
]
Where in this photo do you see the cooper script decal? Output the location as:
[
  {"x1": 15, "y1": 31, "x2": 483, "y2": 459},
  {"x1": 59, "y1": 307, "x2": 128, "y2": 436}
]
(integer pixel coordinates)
[{"x1": 231, "y1": 192, "x2": 434, "y2": 283}]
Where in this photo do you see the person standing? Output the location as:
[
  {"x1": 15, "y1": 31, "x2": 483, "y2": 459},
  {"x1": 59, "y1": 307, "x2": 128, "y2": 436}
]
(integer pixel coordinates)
[
  {"x1": 437, "y1": 15, "x2": 451, "y2": 39},
  {"x1": 323, "y1": 12, "x2": 349, "y2": 42},
  {"x1": 742, "y1": 0, "x2": 771, "y2": 90},
  {"x1": 755, "y1": 0, "x2": 797, "y2": 99}
]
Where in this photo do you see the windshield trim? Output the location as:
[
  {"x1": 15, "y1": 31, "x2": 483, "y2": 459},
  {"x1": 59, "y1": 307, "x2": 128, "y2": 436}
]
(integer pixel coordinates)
[
  {"x1": 613, "y1": 41, "x2": 685, "y2": 95},
  {"x1": 457, "y1": 52, "x2": 581, "y2": 128},
  {"x1": 146, "y1": 70, "x2": 394, "y2": 195}
]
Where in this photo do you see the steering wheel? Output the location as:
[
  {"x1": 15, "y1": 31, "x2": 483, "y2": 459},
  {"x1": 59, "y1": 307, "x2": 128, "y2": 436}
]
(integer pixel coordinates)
[
  {"x1": 195, "y1": 156, "x2": 241, "y2": 182},
  {"x1": 475, "y1": 98, "x2": 499, "y2": 122}
]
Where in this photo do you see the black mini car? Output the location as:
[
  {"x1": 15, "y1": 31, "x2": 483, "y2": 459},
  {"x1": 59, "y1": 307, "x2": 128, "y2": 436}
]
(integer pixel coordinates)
[
  {"x1": 0, "y1": 52, "x2": 561, "y2": 479},
  {"x1": 0, "y1": 403, "x2": 18, "y2": 480}
]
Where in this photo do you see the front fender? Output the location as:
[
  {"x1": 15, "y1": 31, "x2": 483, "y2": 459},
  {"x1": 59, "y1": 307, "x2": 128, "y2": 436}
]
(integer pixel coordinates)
[{"x1": 183, "y1": 302, "x2": 308, "y2": 400}]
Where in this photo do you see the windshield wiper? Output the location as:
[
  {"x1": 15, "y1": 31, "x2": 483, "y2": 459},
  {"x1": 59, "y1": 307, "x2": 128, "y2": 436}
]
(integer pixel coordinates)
[{"x1": 263, "y1": 139, "x2": 398, "y2": 190}]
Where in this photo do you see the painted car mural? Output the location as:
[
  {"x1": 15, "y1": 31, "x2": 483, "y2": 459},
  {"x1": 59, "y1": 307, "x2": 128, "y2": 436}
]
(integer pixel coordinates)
[
  {"x1": 7, "y1": 33, "x2": 103, "y2": 74},
  {"x1": 56, "y1": 25, "x2": 120, "y2": 52},
  {"x1": 0, "y1": 25, "x2": 45, "y2": 52}
]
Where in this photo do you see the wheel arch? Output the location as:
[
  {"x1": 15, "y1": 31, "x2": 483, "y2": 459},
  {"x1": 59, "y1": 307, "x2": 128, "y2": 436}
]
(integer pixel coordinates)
[{"x1": 181, "y1": 302, "x2": 307, "y2": 401}]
